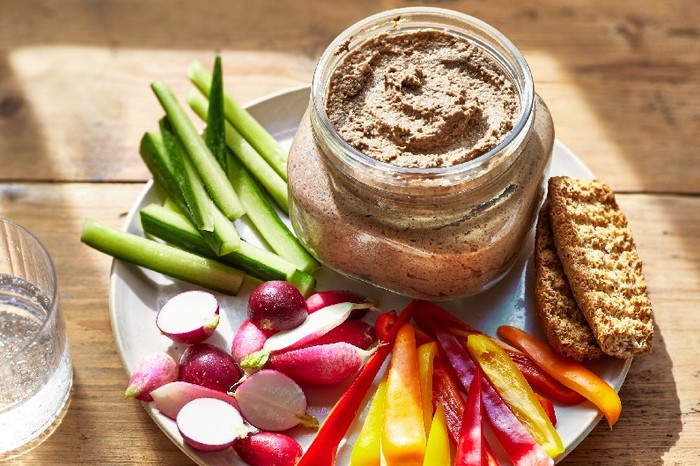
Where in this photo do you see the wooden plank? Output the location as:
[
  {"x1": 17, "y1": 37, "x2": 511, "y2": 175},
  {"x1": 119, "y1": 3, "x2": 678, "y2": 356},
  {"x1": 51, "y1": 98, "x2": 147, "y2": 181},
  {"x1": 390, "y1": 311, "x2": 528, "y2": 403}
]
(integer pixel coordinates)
[{"x1": 0, "y1": 1, "x2": 698, "y2": 192}]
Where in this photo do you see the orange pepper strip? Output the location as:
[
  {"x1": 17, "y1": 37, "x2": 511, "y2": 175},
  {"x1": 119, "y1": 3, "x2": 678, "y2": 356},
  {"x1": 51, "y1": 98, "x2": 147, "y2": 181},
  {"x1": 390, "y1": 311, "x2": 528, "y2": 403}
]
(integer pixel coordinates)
[
  {"x1": 417, "y1": 342, "x2": 438, "y2": 435},
  {"x1": 467, "y1": 334, "x2": 564, "y2": 458},
  {"x1": 497, "y1": 325, "x2": 622, "y2": 428},
  {"x1": 382, "y1": 323, "x2": 426, "y2": 466}
]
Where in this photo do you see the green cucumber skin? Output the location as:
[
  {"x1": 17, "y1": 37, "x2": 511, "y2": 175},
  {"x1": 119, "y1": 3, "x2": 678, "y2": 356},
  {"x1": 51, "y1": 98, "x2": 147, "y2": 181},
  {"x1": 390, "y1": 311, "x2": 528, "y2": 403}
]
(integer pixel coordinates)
[
  {"x1": 188, "y1": 89, "x2": 288, "y2": 213},
  {"x1": 188, "y1": 61, "x2": 288, "y2": 181},
  {"x1": 80, "y1": 219, "x2": 244, "y2": 295},
  {"x1": 139, "y1": 205, "x2": 316, "y2": 296},
  {"x1": 204, "y1": 56, "x2": 228, "y2": 172},
  {"x1": 151, "y1": 80, "x2": 245, "y2": 220}
]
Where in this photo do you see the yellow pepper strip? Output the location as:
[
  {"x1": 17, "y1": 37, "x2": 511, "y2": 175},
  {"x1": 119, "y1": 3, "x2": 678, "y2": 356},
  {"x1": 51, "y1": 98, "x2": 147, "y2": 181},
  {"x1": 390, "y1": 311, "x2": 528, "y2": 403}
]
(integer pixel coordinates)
[
  {"x1": 498, "y1": 325, "x2": 622, "y2": 428},
  {"x1": 382, "y1": 323, "x2": 426, "y2": 466},
  {"x1": 422, "y1": 404, "x2": 451, "y2": 466},
  {"x1": 350, "y1": 374, "x2": 389, "y2": 466},
  {"x1": 417, "y1": 342, "x2": 438, "y2": 435},
  {"x1": 467, "y1": 334, "x2": 564, "y2": 458}
]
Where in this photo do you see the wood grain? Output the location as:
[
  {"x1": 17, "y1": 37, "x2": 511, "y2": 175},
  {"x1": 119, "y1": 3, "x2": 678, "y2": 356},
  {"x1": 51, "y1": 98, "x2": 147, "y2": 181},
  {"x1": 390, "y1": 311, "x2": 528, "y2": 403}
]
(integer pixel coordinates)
[{"x1": 0, "y1": 0, "x2": 698, "y2": 464}]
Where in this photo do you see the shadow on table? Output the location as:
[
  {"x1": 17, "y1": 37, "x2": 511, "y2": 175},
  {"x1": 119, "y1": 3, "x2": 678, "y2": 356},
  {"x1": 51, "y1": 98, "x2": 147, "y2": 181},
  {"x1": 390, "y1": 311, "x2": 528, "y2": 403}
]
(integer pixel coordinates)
[{"x1": 561, "y1": 322, "x2": 680, "y2": 465}]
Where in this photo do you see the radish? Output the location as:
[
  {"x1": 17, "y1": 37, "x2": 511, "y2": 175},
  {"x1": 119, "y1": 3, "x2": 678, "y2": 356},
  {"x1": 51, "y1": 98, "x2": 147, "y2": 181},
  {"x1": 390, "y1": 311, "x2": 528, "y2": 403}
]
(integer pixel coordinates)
[
  {"x1": 268, "y1": 342, "x2": 376, "y2": 385},
  {"x1": 179, "y1": 343, "x2": 241, "y2": 392},
  {"x1": 240, "y1": 302, "x2": 356, "y2": 369},
  {"x1": 176, "y1": 398, "x2": 249, "y2": 452},
  {"x1": 125, "y1": 352, "x2": 178, "y2": 401},
  {"x1": 234, "y1": 369, "x2": 317, "y2": 431},
  {"x1": 306, "y1": 289, "x2": 374, "y2": 319},
  {"x1": 156, "y1": 290, "x2": 219, "y2": 344},
  {"x1": 248, "y1": 280, "x2": 308, "y2": 331},
  {"x1": 233, "y1": 432, "x2": 302, "y2": 466},
  {"x1": 231, "y1": 318, "x2": 276, "y2": 364},
  {"x1": 150, "y1": 381, "x2": 240, "y2": 420},
  {"x1": 301, "y1": 319, "x2": 377, "y2": 350}
]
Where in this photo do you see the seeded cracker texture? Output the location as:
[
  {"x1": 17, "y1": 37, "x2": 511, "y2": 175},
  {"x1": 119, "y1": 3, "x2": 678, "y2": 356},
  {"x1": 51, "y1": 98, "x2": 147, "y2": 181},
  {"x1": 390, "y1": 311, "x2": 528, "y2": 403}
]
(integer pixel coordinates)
[
  {"x1": 548, "y1": 176, "x2": 654, "y2": 359},
  {"x1": 534, "y1": 199, "x2": 604, "y2": 361}
]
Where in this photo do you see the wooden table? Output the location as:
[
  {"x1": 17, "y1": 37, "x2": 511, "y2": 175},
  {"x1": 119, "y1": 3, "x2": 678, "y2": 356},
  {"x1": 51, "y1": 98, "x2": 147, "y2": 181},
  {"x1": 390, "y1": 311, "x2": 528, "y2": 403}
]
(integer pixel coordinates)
[{"x1": 1, "y1": 1, "x2": 698, "y2": 464}]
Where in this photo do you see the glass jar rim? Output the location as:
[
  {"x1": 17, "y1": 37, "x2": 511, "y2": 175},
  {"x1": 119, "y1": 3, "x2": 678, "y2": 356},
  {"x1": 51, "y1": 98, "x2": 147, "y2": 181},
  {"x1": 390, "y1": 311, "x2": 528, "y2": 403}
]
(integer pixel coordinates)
[{"x1": 311, "y1": 6, "x2": 535, "y2": 181}]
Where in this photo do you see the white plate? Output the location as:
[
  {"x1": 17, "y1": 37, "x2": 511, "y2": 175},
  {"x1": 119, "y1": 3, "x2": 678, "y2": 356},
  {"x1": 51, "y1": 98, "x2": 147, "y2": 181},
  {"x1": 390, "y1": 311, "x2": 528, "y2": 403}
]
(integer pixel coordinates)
[{"x1": 109, "y1": 86, "x2": 631, "y2": 465}]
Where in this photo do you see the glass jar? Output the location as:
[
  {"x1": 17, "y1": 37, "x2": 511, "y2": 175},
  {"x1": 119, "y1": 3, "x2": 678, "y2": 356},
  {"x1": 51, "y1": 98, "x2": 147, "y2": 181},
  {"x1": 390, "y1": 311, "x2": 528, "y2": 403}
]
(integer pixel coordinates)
[{"x1": 288, "y1": 7, "x2": 554, "y2": 300}]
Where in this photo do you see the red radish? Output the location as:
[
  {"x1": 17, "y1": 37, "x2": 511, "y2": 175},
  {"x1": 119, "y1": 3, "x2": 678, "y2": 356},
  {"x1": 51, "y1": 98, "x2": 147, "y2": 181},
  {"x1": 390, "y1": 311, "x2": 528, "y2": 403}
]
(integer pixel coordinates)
[
  {"x1": 176, "y1": 397, "x2": 249, "y2": 452},
  {"x1": 306, "y1": 289, "x2": 373, "y2": 319},
  {"x1": 234, "y1": 369, "x2": 317, "y2": 431},
  {"x1": 233, "y1": 432, "x2": 302, "y2": 466},
  {"x1": 264, "y1": 301, "x2": 355, "y2": 352},
  {"x1": 156, "y1": 290, "x2": 219, "y2": 344},
  {"x1": 301, "y1": 319, "x2": 377, "y2": 350},
  {"x1": 248, "y1": 280, "x2": 308, "y2": 331},
  {"x1": 268, "y1": 342, "x2": 375, "y2": 385},
  {"x1": 231, "y1": 318, "x2": 276, "y2": 364},
  {"x1": 125, "y1": 352, "x2": 178, "y2": 401},
  {"x1": 179, "y1": 343, "x2": 241, "y2": 392},
  {"x1": 240, "y1": 302, "x2": 357, "y2": 369},
  {"x1": 150, "y1": 381, "x2": 240, "y2": 420}
]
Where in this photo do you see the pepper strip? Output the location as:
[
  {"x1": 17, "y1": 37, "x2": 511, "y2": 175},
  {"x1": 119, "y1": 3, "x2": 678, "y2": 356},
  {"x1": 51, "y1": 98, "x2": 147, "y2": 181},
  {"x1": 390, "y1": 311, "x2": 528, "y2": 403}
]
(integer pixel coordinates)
[
  {"x1": 349, "y1": 374, "x2": 388, "y2": 466},
  {"x1": 414, "y1": 300, "x2": 583, "y2": 405},
  {"x1": 454, "y1": 366, "x2": 484, "y2": 466},
  {"x1": 382, "y1": 323, "x2": 426, "y2": 466},
  {"x1": 467, "y1": 334, "x2": 564, "y2": 458},
  {"x1": 422, "y1": 404, "x2": 451, "y2": 466},
  {"x1": 498, "y1": 325, "x2": 622, "y2": 428},
  {"x1": 432, "y1": 358, "x2": 466, "y2": 444},
  {"x1": 418, "y1": 342, "x2": 438, "y2": 434},
  {"x1": 413, "y1": 301, "x2": 553, "y2": 466},
  {"x1": 295, "y1": 304, "x2": 414, "y2": 466}
]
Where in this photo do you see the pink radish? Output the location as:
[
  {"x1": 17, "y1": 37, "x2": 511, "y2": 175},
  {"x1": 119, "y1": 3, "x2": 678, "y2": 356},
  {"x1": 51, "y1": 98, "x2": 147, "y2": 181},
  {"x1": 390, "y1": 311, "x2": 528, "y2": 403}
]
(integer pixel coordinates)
[
  {"x1": 268, "y1": 342, "x2": 376, "y2": 385},
  {"x1": 150, "y1": 381, "x2": 240, "y2": 420},
  {"x1": 301, "y1": 319, "x2": 377, "y2": 350},
  {"x1": 176, "y1": 397, "x2": 249, "y2": 452},
  {"x1": 179, "y1": 343, "x2": 241, "y2": 392},
  {"x1": 233, "y1": 432, "x2": 302, "y2": 466},
  {"x1": 248, "y1": 280, "x2": 308, "y2": 331},
  {"x1": 156, "y1": 290, "x2": 219, "y2": 344},
  {"x1": 125, "y1": 352, "x2": 178, "y2": 401},
  {"x1": 231, "y1": 318, "x2": 276, "y2": 364},
  {"x1": 240, "y1": 301, "x2": 357, "y2": 369},
  {"x1": 234, "y1": 369, "x2": 317, "y2": 431},
  {"x1": 306, "y1": 289, "x2": 374, "y2": 319}
]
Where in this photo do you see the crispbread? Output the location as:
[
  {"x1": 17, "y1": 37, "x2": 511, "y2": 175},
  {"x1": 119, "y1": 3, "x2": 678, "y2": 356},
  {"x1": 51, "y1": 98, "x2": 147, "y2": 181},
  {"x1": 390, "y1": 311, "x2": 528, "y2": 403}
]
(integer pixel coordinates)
[
  {"x1": 534, "y1": 199, "x2": 604, "y2": 361},
  {"x1": 548, "y1": 176, "x2": 654, "y2": 359}
]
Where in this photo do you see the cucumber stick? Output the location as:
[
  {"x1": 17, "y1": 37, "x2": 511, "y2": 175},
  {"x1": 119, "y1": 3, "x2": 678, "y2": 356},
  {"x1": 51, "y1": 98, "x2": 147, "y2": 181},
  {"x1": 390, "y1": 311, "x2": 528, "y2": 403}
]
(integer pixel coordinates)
[
  {"x1": 151, "y1": 80, "x2": 245, "y2": 220},
  {"x1": 226, "y1": 153, "x2": 319, "y2": 273},
  {"x1": 139, "y1": 204, "x2": 315, "y2": 296},
  {"x1": 188, "y1": 89, "x2": 288, "y2": 213},
  {"x1": 142, "y1": 126, "x2": 240, "y2": 255},
  {"x1": 204, "y1": 56, "x2": 228, "y2": 173},
  {"x1": 80, "y1": 219, "x2": 245, "y2": 295},
  {"x1": 187, "y1": 61, "x2": 288, "y2": 181}
]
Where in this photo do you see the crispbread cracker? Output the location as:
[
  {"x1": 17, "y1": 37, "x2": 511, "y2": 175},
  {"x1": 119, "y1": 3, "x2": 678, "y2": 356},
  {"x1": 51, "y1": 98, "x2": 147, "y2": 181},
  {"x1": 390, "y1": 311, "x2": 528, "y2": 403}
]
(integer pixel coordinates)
[
  {"x1": 534, "y1": 199, "x2": 604, "y2": 361},
  {"x1": 548, "y1": 176, "x2": 654, "y2": 359}
]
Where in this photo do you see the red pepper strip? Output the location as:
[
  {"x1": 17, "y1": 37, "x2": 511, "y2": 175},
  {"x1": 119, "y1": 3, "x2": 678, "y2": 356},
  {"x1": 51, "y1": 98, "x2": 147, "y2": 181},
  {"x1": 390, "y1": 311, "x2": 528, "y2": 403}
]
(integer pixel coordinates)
[
  {"x1": 413, "y1": 301, "x2": 553, "y2": 466},
  {"x1": 415, "y1": 327, "x2": 434, "y2": 346},
  {"x1": 454, "y1": 366, "x2": 484, "y2": 466},
  {"x1": 535, "y1": 392, "x2": 557, "y2": 427},
  {"x1": 295, "y1": 305, "x2": 414, "y2": 466},
  {"x1": 484, "y1": 439, "x2": 500, "y2": 466},
  {"x1": 508, "y1": 351, "x2": 584, "y2": 405},
  {"x1": 414, "y1": 299, "x2": 584, "y2": 405},
  {"x1": 498, "y1": 325, "x2": 622, "y2": 428},
  {"x1": 432, "y1": 358, "x2": 466, "y2": 444}
]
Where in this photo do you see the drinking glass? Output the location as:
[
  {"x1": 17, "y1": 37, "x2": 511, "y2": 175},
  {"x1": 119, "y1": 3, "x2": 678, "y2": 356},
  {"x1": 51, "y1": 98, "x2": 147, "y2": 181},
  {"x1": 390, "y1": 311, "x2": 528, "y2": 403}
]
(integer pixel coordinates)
[{"x1": 0, "y1": 216, "x2": 72, "y2": 457}]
